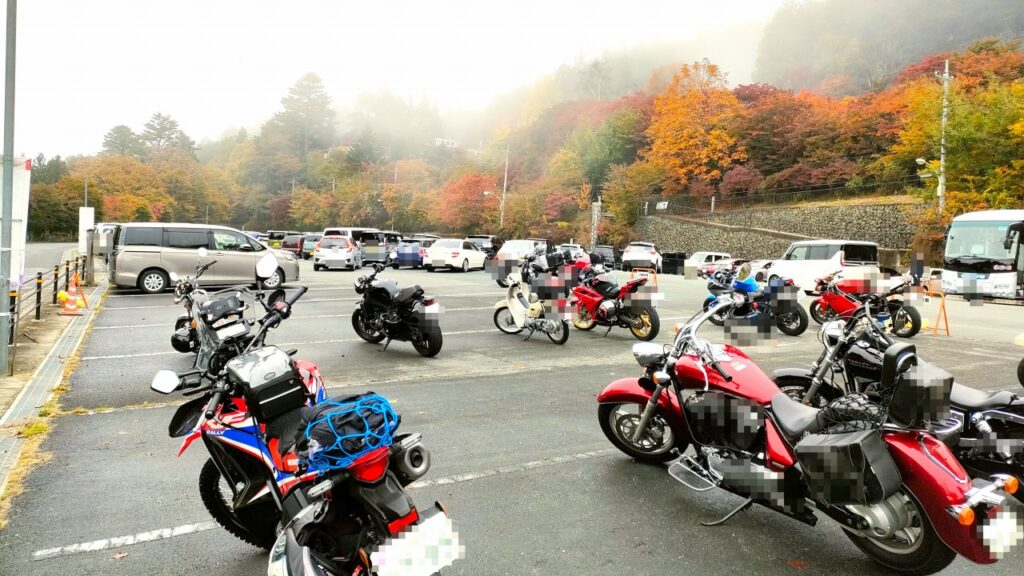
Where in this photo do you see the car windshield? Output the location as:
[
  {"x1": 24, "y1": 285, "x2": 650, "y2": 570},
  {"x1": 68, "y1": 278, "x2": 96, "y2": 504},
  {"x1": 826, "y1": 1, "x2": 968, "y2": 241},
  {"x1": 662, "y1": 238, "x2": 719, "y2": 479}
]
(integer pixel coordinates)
[
  {"x1": 320, "y1": 237, "x2": 348, "y2": 249},
  {"x1": 467, "y1": 237, "x2": 492, "y2": 247},
  {"x1": 304, "y1": 235, "x2": 321, "y2": 243}
]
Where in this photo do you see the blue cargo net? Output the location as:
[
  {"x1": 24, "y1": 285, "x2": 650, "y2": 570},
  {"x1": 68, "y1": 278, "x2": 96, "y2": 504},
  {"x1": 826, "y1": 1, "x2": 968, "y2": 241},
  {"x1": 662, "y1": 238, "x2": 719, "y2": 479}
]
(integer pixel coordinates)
[{"x1": 303, "y1": 394, "x2": 399, "y2": 472}]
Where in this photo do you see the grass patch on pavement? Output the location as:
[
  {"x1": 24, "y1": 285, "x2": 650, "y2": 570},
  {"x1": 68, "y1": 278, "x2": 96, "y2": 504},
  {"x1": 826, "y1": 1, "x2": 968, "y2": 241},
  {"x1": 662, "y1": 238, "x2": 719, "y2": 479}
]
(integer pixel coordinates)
[
  {"x1": 16, "y1": 419, "x2": 49, "y2": 438},
  {"x1": 0, "y1": 434, "x2": 53, "y2": 530}
]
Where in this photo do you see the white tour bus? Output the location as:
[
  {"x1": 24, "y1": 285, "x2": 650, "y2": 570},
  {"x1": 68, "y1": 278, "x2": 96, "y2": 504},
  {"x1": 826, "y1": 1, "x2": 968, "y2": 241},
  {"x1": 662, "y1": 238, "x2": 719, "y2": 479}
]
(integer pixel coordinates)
[{"x1": 942, "y1": 209, "x2": 1024, "y2": 299}]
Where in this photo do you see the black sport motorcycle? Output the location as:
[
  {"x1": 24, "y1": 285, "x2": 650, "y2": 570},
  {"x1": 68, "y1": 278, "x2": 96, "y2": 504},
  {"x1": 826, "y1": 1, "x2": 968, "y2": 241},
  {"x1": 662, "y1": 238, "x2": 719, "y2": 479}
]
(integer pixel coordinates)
[
  {"x1": 773, "y1": 293, "x2": 1024, "y2": 500},
  {"x1": 352, "y1": 261, "x2": 443, "y2": 357}
]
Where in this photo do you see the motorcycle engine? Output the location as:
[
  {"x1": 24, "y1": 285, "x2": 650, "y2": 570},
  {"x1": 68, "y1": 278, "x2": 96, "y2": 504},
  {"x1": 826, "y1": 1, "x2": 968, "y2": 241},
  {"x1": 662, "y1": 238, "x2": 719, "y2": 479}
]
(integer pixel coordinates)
[{"x1": 597, "y1": 299, "x2": 618, "y2": 320}]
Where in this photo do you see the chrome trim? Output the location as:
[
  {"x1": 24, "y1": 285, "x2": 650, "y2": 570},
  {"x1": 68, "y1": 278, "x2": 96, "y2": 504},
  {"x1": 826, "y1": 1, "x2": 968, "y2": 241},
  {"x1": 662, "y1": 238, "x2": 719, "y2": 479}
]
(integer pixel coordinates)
[{"x1": 918, "y1": 434, "x2": 969, "y2": 485}]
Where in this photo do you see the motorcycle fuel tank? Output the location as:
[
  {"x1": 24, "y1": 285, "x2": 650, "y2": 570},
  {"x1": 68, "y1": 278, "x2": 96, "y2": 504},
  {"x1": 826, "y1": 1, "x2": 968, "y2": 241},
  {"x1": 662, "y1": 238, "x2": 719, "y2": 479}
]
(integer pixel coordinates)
[{"x1": 674, "y1": 344, "x2": 781, "y2": 405}]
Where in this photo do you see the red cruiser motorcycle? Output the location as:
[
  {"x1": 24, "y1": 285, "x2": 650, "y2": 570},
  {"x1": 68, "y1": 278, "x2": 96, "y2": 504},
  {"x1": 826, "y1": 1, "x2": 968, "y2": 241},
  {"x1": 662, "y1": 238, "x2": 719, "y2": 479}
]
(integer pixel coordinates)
[
  {"x1": 808, "y1": 272, "x2": 922, "y2": 338},
  {"x1": 597, "y1": 292, "x2": 1021, "y2": 575},
  {"x1": 569, "y1": 261, "x2": 660, "y2": 341}
]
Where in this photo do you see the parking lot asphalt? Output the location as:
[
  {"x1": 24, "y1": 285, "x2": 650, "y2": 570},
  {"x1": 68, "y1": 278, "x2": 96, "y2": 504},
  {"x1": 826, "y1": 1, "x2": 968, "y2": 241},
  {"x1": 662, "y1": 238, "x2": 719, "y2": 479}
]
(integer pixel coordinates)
[{"x1": 1, "y1": 261, "x2": 1022, "y2": 576}]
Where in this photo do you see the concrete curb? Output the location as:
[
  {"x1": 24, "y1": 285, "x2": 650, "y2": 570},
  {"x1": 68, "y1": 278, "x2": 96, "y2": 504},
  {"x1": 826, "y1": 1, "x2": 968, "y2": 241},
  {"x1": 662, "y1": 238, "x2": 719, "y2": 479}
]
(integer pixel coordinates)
[{"x1": 0, "y1": 280, "x2": 108, "y2": 499}]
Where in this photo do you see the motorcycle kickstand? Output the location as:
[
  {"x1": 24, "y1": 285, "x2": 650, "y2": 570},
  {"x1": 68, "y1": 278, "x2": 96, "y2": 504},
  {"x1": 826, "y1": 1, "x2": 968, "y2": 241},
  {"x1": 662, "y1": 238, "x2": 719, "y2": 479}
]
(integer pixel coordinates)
[
  {"x1": 603, "y1": 325, "x2": 613, "y2": 337},
  {"x1": 381, "y1": 338, "x2": 392, "y2": 352},
  {"x1": 701, "y1": 498, "x2": 754, "y2": 527},
  {"x1": 523, "y1": 326, "x2": 536, "y2": 341}
]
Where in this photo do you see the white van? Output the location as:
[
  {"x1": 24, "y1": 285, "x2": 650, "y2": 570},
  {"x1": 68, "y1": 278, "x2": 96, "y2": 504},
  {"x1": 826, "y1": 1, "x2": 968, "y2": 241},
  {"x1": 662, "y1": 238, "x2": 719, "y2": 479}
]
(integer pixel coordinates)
[
  {"x1": 684, "y1": 251, "x2": 730, "y2": 272},
  {"x1": 768, "y1": 239, "x2": 879, "y2": 291}
]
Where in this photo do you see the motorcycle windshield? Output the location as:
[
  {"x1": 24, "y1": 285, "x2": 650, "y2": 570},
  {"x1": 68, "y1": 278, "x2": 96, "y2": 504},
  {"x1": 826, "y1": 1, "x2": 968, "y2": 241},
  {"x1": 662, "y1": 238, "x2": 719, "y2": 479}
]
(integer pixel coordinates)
[{"x1": 733, "y1": 277, "x2": 759, "y2": 293}]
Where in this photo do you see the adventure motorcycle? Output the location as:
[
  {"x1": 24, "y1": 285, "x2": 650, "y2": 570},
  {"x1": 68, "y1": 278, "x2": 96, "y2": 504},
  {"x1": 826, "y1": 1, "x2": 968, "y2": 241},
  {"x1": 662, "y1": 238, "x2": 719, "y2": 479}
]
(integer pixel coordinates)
[
  {"x1": 773, "y1": 293, "x2": 1024, "y2": 502},
  {"x1": 597, "y1": 288, "x2": 1020, "y2": 574},
  {"x1": 806, "y1": 271, "x2": 922, "y2": 338},
  {"x1": 701, "y1": 265, "x2": 809, "y2": 336},
  {"x1": 170, "y1": 249, "x2": 218, "y2": 354},
  {"x1": 570, "y1": 260, "x2": 659, "y2": 341},
  {"x1": 351, "y1": 260, "x2": 443, "y2": 357},
  {"x1": 493, "y1": 246, "x2": 570, "y2": 344},
  {"x1": 152, "y1": 258, "x2": 459, "y2": 576}
]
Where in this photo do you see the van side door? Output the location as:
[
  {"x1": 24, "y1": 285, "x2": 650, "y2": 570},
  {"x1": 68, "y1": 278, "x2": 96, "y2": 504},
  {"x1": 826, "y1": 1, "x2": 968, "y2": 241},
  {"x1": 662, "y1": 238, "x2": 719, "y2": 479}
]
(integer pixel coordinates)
[
  {"x1": 161, "y1": 228, "x2": 212, "y2": 282},
  {"x1": 210, "y1": 229, "x2": 258, "y2": 284}
]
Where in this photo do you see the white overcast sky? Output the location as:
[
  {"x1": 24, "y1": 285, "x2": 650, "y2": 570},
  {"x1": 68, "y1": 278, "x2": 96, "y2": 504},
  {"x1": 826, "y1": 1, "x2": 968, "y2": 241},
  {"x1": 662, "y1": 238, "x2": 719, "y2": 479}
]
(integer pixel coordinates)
[{"x1": 1, "y1": 0, "x2": 784, "y2": 157}]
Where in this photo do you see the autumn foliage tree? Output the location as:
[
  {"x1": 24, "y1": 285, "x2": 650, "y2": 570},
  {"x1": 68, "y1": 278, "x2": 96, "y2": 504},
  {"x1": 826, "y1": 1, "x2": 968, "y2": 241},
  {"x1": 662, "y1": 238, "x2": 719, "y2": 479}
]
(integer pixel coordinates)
[
  {"x1": 435, "y1": 173, "x2": 500, "y2": 232},
  {"x1": 645, "y1": 60, "x2": 745, "y2": 195}
]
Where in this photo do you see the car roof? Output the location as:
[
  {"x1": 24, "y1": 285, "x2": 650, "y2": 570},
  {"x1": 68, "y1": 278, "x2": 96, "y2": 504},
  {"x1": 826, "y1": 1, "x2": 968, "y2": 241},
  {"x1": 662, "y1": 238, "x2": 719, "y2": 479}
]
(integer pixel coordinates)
[
  {"x1": 789, "y1": 239, "x2": 877, "y2": 246},
  {"x1": 122, "y1": 222, "x2": 244, "y2": 233}
]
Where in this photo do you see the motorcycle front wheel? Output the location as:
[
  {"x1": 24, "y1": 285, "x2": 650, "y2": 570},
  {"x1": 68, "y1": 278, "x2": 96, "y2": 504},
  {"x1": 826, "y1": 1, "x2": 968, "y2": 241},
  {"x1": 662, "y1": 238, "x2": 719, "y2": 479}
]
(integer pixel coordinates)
[
  {"x1": 352, "y1": 309, "x2": 386, "y2": 343},
  {"x1": 776, "y1": 306, "x2": 809, "y2": 336},
  {"x1": 493, "y1": 307, "x2": 522, "y2": 334},
  {"x1": 546, "y1": 319, "x2": 570, "y2": 344},
  {"x1": 844, "y1": 489, "x2": 955, "y2": 576},
  {"x1": 628, "y1": 306, "x2": 660, "y2": 341},
  {"x1": 572, "y1": 305, "x2": 598, "y2": 331},
  {"x1": 809, "y1": 301, "x2": 835, "y2": 325},
  {"x1": 891, "y1": 305, "x2": 922, "y2": 338},
  {"x1": 703, "y1": 299, "x2": 727, "y2": 327},
  {"x1": 411, "y1": 322, "x2": 443, "y2": 357},
  {"x1": 199, "y1": 459, "x2": 279, "y2": 550},
  {"x1": 598, "y1": 402, "x2": 681, "y2": 464}
]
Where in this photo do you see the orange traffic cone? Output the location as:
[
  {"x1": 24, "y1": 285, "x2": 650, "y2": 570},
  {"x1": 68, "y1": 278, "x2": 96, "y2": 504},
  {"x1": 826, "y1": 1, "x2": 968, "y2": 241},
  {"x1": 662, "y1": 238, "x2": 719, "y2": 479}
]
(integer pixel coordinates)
[{"x1": 58, "y1": 272, "x2": 88, "y2": 316}]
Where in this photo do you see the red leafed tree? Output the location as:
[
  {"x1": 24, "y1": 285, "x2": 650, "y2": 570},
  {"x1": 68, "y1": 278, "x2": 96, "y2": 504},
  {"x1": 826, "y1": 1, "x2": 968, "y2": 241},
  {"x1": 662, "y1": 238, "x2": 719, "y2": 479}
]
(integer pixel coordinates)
[{"x1": 435, "y1": 172, "x2": 499, "y2": 232}]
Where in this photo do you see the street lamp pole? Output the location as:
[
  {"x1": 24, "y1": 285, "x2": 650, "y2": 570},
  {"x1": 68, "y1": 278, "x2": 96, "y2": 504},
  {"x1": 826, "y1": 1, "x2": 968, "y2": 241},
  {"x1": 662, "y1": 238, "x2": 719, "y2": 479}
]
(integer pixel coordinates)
[
  {"x1": 500, "y1": 144, "x2": 509, "y2": 229},
  {"x1": 0, "y1": 0, "x2": 17, "y2": 370},
  {"x1": 937, "y1": 58, "x2": 951, "y2": 213}
]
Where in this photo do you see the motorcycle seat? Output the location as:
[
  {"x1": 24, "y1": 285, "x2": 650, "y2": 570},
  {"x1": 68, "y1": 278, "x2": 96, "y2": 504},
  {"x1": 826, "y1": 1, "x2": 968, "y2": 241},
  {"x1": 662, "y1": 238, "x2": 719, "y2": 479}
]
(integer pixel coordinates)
[
  {"x1": 770, "y1": 392, "x2": 823, "y2": 438},
  {"x1": 266, "y1": 407, "x2": 308, "y2": 458},
  {"x1": 950, "y1": 382, "x2": 1023, "y2": 410},
  {"x1": 592, "y1": 279, "x2": 619, "y2": 298},
  {"x1": 396, "y1": 285, "x2": 424, "y2": 304}
]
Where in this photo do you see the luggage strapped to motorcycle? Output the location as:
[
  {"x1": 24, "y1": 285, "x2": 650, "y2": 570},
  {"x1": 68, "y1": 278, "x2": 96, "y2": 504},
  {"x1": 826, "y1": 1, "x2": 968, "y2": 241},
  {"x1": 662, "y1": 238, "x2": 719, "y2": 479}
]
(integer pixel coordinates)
[{"x1": 301, "y1": 393, "x2": 400, "y2": 472}]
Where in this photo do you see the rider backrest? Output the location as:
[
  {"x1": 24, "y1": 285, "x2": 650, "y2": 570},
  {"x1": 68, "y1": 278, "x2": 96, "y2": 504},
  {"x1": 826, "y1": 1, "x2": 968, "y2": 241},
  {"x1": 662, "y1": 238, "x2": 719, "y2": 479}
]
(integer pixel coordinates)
[{"x1": 879, "y1": 342, "x2": 916, "y2": 391}]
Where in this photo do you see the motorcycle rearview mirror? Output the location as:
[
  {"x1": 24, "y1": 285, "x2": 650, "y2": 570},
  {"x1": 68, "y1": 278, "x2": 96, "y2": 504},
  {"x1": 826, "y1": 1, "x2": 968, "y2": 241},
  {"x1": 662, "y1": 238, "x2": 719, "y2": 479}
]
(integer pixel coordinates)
[
  {"x1": 151, "y1": 370, "x2": 182, "y2": 394},
  {"x1": 169, "y1": 272, "x2": 179, "y2": 282},
  {"x1": 255, "y1": 253, "x2": 278, "y2": 280},
  {"x1": 197, "y1": 247, "x2": 209, "y2": 259},
  {"x1": 267, "y1": 288, "x2": 287, "y2": 309}
]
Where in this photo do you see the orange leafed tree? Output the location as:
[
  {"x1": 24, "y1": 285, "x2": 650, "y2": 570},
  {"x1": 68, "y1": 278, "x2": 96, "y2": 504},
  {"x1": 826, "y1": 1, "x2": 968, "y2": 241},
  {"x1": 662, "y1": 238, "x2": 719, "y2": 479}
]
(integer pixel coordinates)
[
  {"x1": 435, "y1": 172, "x2": 499, "y2": 232},
  {"x1": 644, "y1": 60, "x2": 745, "y2": 195}
]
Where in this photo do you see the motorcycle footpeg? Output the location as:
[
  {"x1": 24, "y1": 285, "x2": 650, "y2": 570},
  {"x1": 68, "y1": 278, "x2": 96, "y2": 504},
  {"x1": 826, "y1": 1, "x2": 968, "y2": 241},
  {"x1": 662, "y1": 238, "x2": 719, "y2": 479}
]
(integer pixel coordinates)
[{"x1": 668, "y1": 456, "x2": 719, "y2": 492}]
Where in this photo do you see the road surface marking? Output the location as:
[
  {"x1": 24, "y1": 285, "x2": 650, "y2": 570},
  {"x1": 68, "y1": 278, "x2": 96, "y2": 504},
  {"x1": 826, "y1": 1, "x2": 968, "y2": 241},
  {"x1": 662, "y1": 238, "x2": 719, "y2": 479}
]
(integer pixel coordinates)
[
  {"x1": 409, "y1": 448, "x2": 616, "y2": 488},
  {"x1": 31, "y1": 521, "x2": 217, "y2": 561}
]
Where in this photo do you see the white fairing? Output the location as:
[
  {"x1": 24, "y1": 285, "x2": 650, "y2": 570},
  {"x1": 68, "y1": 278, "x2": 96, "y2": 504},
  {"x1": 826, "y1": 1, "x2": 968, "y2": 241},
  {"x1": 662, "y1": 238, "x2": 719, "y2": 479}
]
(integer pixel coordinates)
[{"x1": 503, "y1": 272, "x2": 529, "y2": 326}]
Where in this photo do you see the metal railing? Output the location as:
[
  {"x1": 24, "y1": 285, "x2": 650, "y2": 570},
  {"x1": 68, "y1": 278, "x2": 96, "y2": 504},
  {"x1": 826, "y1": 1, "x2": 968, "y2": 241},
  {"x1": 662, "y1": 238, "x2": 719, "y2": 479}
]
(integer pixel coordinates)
[{"x1": 6, "y1": 255, "x2": 88, "y2": 375}]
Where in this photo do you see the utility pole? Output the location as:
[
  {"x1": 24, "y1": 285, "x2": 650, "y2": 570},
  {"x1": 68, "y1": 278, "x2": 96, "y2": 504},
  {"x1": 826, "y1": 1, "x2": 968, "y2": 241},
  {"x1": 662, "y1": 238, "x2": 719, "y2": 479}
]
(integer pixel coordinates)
[
  {"x1": 936, "y1": 59, "x2": 951, "y2": 213},
  {"x1": 590, "y1": 196, "x2": 601, "y2": 251},
  {"x1": 500, "y1": 144, "x2": 509, "y2": 229},
  {"x1": 205, "y1": 205, "x2": 209, "y2": 224},
  {"x1": 393, "y1": 162, "x2": 398, "y2": 185},
  {"x1": 0, "y1": 0, "x2": 17, "y2": 370},
  {"x1": 83, "y1": 176, "x2": 88, "y2": 207}
]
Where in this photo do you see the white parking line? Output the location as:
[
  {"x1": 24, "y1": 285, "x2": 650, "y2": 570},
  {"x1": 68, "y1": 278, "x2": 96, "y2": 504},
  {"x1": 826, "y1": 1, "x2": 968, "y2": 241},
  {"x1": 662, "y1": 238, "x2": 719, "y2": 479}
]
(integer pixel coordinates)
[
  {"x1": 88, "y1": 308, "x2": 499, "y2": 330},
  {"x1": 31, "y1": 521, "x2": 217, "y2": 561},
  {"x1": 30, "y1": 448, "x2": 614, "y2": 561},
  {"x1": 103, "y1": 292, "x2": 501, "y2": 310}
]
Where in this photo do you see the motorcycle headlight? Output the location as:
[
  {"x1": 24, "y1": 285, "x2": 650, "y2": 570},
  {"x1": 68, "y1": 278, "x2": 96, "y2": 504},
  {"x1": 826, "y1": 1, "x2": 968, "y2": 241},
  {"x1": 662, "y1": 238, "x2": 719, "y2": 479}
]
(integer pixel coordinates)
[{"x1": 353, "y1": 280, "x2": 364, "y2": 294}]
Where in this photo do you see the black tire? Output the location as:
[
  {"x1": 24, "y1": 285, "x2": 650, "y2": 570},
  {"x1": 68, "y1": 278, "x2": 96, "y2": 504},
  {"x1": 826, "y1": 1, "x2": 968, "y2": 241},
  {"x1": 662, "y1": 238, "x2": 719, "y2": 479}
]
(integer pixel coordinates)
[
  {"x1": 776, "y1": 305, "x2": 809, "y2": 336},
  {"x1": 546, "y1": 319, "x2": 570, "y2": 344},
  {"x1": 704, "y1": 299, "x2": 726, "y2": 327},
  {"x1": 426, "y1": 265, "x2": 435, "y2": 273},
  {"x1": 1018, "y1": 357, "x2": 1024, "y2": 387},
  {"x1": 313, "y1": 264, "x2": 322, "y2": 271},
  {"x1": 598, "y1": 403, "x2": 683, "y2": 464},
  {"x1": 392, "y1": 263, "x2": 399, "y2": 270},
  {"x1": 844, "y1": 489, "x2": 956, "y2": 576},
  {"x1": 199, "y1": 459, "x2": 279, "y2": 550},
  {"x1": 493, "y1": 307, "x2": 522, "y2": 334},
  {"x1": 351, "y1": 308, "x2": 386, "y2": 343},
  {"x1": 412, "y1": 323, "x2": 443, "y2": 357},
  {"x1": 260, "y1": 268, "x2": 284, "y2": 290},
  {"x1": 809, "y1": 301, "x2": 833, "y2": 325},
  {"x1": 461, "y1": 259, "x2": 469, "y2": 273},
  {"x1": 891, "y1": 305, "x2": 922, "y2": 338},
  {"x1": 629, "y1": 306, "x2": 660, "y2": 341},
  {"x1": 138, "y1": 268, "x2": 169, "y2": 294},
  {"x1": 497, "y1": 278, "x2": 509, "y2": 288},
  {"x1": 572, "y1": 305, "x2": 598, "y2": 331}
]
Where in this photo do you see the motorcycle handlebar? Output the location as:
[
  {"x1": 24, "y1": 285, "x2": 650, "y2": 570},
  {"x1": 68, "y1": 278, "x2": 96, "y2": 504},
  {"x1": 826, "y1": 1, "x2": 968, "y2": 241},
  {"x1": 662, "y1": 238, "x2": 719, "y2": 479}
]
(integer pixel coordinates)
[
  {"x1": 205, "y1": 387, "x2": 225, "y2": 419},
  {"x1": 708, "y1": 359, "x2": 732, "y2": 382},
  {"x1": 285, "y1": 286, "x2": 308, "y2": 307}
]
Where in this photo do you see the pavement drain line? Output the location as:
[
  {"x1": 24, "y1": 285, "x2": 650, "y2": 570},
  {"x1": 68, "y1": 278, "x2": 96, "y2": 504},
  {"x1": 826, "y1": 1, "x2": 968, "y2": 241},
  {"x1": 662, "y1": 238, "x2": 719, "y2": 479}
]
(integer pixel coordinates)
[{"x1": 29, "y1": 448, "x2": 616, "y2": 561}]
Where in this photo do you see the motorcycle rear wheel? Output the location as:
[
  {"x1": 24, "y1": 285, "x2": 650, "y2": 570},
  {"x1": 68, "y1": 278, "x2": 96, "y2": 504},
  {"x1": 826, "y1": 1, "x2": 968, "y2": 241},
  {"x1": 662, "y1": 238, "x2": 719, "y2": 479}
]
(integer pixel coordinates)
[
  {"x1": 412, "y1": 323, "x2": 443, "y2": 357},
  {"x1": 628, "y1": 306, "x2": 660, "y2": 341},
  {"x1": 352, "y1": 309, "x2": 386, "y2": 343},
  {"x1": 598, "y1": 402, "x2": 681, "y2": 464},
  {"x1": 199, "y1": 459, "x2": 279, "y2": 550},
  {"x1": 572, "y1": 305, "x2": 598, "y2": 331},
  {"x1": 1018, "y1": 357, "x2": 1024, "y2": 386},
  {"x1": 891, "y1": 305, "x2": 922, "y2": 338},
  {"x1": 493, "y1": 307, "x2": 522, "y2": 334},
  {"x1": 776, "y1": 306, "x2": 809, "y2": 336},
  {"x1": 546, "y1": 319, "x2": 570, "y2": 344},
  {"x1": 844, "y1": 489, "x2": 955, "y2": 576},
  {"x1": 703, "y1": 299, "x2": 727, "y2": 327}
]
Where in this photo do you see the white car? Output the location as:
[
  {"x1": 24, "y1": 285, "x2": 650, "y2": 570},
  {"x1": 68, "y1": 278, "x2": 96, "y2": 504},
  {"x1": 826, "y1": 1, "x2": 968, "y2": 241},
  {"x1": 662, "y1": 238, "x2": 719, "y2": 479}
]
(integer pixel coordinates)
[
  {"x1": 766, "y1": 239, "x2": 879, "y2": 291},
  {"x1": 557, "y1": 243, "x2": 590, "y2": 264},
  {"x1": 684, "y1": 251, "x2": 730, "y2": 273},
  {"x1": 425, "y1": 238, "x2": 486, "y2": 272},
  {"x1": 622, "y1": 242, "x2": 663, "y2": 272},
  {"x1": 313, "y1": 236, "x2": 363, "y2": 271}
]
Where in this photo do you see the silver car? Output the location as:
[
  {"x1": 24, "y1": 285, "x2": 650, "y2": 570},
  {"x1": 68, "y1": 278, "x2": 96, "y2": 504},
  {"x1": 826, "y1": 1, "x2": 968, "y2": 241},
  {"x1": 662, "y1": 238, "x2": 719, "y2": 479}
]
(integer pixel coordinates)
[
  {"x1": 109, "y1": 222, "x2": 300, "y2": 294},
  {"x1": 313, "y1": 236, "x2": 363, "y2": 271}
]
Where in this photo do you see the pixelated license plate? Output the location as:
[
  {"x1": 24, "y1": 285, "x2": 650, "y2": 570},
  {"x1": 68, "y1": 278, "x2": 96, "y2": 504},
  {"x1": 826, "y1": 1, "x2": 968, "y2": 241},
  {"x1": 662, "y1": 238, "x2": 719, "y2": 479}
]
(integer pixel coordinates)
[{"x1": 371, "y1": 507, "x2": 463, "y2": 576}]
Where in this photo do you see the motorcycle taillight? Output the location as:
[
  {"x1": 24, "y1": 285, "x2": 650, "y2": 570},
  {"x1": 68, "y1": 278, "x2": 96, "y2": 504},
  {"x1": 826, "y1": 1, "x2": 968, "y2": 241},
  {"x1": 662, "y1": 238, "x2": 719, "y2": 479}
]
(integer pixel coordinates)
[
  {"x1": 349, "y1": 447, "x2": 390, "y2": 483},
  {"x1": 387, "y1": 507, "x2": 420, "y2": 535}
]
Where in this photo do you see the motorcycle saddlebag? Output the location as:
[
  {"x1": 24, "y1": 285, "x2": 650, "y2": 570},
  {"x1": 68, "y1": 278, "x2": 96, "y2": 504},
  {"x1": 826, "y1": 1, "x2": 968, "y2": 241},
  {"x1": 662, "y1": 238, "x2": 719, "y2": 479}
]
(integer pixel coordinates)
[{"x1": 796, "y1": 429, "x2": 901, "y2": 506}]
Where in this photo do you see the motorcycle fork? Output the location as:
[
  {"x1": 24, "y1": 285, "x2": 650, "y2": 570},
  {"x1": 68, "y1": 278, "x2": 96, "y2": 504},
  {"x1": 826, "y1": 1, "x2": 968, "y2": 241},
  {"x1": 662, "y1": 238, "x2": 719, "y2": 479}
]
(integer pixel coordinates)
[{"x1": 633, "y1": 383, "x2": 667, "y2": 444}]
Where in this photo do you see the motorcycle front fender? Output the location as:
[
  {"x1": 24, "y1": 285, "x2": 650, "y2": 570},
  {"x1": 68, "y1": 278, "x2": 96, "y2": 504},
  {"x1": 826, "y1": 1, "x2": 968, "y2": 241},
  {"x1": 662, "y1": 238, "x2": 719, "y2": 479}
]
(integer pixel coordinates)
[
  {"x1": 772, "y1": 368, "x2": 814, "y2": 382},
  {"x1": 597, "y1": 377, "x2": 691, "y2": 447},
  {"x1": 884, "y1": 431, "x2": 998, "y2": 565}
]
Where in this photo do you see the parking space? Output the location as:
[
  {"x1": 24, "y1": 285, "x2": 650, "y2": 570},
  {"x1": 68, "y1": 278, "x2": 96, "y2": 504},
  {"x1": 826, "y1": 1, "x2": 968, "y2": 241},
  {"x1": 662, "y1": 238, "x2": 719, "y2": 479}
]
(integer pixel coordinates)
[{"x1": 1, "y1": 259, "x2": 1022, "y2": 575}]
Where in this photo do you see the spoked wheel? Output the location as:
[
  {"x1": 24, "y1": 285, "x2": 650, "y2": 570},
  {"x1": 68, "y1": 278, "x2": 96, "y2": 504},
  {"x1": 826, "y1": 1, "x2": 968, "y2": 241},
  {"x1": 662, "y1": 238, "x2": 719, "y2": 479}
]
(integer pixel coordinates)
[
  {"x1": 776, "y1": 306, "x2": 809, "y2": 336},
  {"x1": 572, "y1": 305, "x2": 598, "y2": 331},
  {"x1": 493, "y1": 306, "x2": 522, "y2": 334},
  {"x1": 844, "y1": 489, "x2": 956, "y2": 575},
  {"x1": 628, "y1": 306, "x2": 660, "y2": 341},
  {"x1": 546, "y1": 319, "x2": 570, "y2": 344},
  {"x1": 704, "y1": 299, "x2": 728, "y2": 327},
  {"x1": 199, "y1": 459, "x2": 279, "y2": 550},
  {"x1": 411, "y1": 323, "x2": 443, "y2": 357},
  {"x1": 891, "y1": 305, "x2": 922, "y2": 338},
  {"x1": 809, "y1": 301, "x2": 835, "y2": 325},
  {"x1": 598, "y1": 403, "x2": 682, "y2": 464},
  {"x1": 351, "y1": 308, "x2": 386, "y2": 343}
]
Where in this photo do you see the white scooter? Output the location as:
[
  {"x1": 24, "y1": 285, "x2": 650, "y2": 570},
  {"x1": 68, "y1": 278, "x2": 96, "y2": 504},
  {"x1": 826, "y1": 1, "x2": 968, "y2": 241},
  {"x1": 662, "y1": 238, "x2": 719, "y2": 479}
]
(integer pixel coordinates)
[{"x1": 492, "y1": 248, "x2": 570, "y2": 344}]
